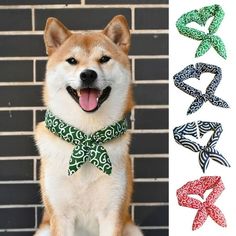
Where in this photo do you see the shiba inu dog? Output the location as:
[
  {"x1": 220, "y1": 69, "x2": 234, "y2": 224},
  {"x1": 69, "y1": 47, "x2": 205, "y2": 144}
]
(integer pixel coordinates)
[{"x1": 34, "y1": 15, "x2": 143, "y2": 236}]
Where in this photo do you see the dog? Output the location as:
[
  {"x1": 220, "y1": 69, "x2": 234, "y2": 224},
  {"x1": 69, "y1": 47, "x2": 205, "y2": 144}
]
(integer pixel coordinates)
[{"x1": 34, "y1": 15, "x2": 143, "y2": 236}]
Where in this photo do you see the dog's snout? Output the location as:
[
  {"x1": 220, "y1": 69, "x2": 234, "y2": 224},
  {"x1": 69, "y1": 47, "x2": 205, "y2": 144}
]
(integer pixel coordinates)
[{"x1": 80, "y1": 69, "x2": 97, "y2": 84}]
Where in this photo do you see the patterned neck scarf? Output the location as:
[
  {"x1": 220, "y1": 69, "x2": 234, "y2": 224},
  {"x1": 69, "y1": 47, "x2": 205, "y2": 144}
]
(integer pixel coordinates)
[
  {"x1": 173, "y1": 63, "x2": 229, "y2": 115},
  {"x1": 173, "y1": 121, "x2": 230, "y2": 173},
  {"x1": 176, "y1": 4, "x2": 226, "y2": 59},
  {"x1": 177, "y1": 176, "x2": 227, "y2": 230},
  {"x1": 45, "y1": 110, "x2": 128, "y2": 176}
]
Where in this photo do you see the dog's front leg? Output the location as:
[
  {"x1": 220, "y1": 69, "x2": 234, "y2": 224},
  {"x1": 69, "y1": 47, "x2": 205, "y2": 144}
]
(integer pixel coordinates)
[
  {"x1": 98, "y1": 212, "x2": 123, "y2": 236},
  {"x1": 51, "y1": 214, "x2": 75, "y2": 236}
]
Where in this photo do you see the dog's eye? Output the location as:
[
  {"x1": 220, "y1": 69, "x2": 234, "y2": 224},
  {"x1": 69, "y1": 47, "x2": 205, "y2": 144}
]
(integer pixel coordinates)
[
  {"x1": 66, "y1": 57, "x2": 78, "y2": 65},
  {"x1": 99, "y1": 56, "x2": 111, "y2": 64}
]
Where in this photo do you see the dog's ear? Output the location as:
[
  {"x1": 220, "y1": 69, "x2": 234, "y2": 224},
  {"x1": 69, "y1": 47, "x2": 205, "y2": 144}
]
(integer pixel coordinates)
[
  {"x1": 44, "y1": 17, "x2": 72, "y2": 56},
  {"x1": 103, "y1": 15, "x2": 130, "y2": 54}
]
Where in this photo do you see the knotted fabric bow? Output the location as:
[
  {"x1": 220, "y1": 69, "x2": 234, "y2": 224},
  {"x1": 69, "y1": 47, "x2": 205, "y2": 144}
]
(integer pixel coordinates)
[
  {"x1": 173, "y1": 63, "x2": 229, "y2": 115},
  {"x1": 177, "y1": 176, "x2": 227, "y2": 230},
  {"x1": 173, "y1": 121, "x2": 230, "y2": 172},
  {"x1": 45, "y1": 110, "x2": 128, "y2": 176},
  {"x1": 176, "y1": 4, "x2": 226, "y2": 59}
]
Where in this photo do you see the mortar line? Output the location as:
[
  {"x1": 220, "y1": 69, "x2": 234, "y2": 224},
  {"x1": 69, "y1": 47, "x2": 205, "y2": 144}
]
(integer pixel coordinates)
[
  {"x1": 131, "y1": 129, "x2": 169, "y2": 134},
  {"x1": 0, "y1": 29, "x2": 168, "y2": 35},
  {"x1": 132, "y1": 202, "x2": 169, "y2": 206},
  {"x1": 0, "y1": 57, "x2": 47, "y2": 61},
  {"x1": 0, "y1": 180, "x2": 39, "y2": 184},
  {"x1": 131, "y1": 204, "x2": 134, "y2": 221},
  {"x1": 131, "y1": 154, "x2": 169, "y2": 158},
  {"x1": 0, "y1": 155, "x2": 169, "y2": 160},
  {"x1": 0, "y1": 226, "x2": 168, "y2": 232},
  {"x1": 134, "y1": 80, "x2": 168, "y2": 84},
  {"x1": 140, "y1": 226, "x2": 169, "y2": 230},
  {"x1": 130, "y1": 108, "x2": 135, "y2": 130},
  {"x1": 0, "y1": 229, "x2": 36, "y2": 232},
  {"x1": 135, "y1": 105, "x2": 169, "y2": 109},
  {"x1": 0, "y1": 4, "x2": 169, "y2": 9},
  {"x1": 31, "y1": 7, "x2": 35, "y2": 31},
  {"x1": 33, "y1": 59, "x2": 36, "y2": 83},
  {"x1": 35, "y1": 206, "x2": 38, "y2": 228},
  {"x1": 0, "y1": 105, "x2": 168, "y2": 111},
  {"x1": 134, "y1": 178, "x2": 169, "y2": 182},
  {"x1": 0, "y1": 82, "x2": 43, "y2": 86},
  {"x1": 131, "y1": 5, "x2": 135, "y2": 30},
  {"x1": 33, "y1": 109, "x2": 36, "y2": 133},
  {"x1": 33, "y1": 154, "x2": 37, "y2": 181},
  {"x1": 0, "y1": 204, "x2": 43, "y2": 209},
  {"x1": 0, "y1": 129, "x2": 168, "y2": 136},
  {"x1": 0, "y1": 156, "x2": 40, "y2": 160},
  {"x1": 0, "y1": 55, "x2": 168, "y2": 60},
  {"x1": 0, "y1": 131, "x2": 34, "y2": 136},
  {"x1": 0, "y1": 107, "x2": 45, "y2": 111},
  {"x1": 0, "y1": 80, "x2": 168, "y2": 85}
]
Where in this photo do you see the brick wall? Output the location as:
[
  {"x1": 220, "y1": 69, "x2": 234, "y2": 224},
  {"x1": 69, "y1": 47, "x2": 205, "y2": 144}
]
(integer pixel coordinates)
[{"x1": 0, "y1": 1, "x2": 168, "y2": 235}]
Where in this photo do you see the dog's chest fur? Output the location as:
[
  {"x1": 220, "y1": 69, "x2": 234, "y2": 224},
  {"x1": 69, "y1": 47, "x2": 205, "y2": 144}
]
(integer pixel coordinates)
[{"x1": 36, "y1": 123, "x2": 130, "y2": 235}]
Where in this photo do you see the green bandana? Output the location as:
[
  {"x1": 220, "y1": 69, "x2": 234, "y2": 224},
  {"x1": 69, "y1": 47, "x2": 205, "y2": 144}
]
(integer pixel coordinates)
[
  {"x1": 176, "y1": 4, "x2": 227, "y2": 59},
  {"x1": 45, "y1": 110, "x2": 128, "y2": 176}
]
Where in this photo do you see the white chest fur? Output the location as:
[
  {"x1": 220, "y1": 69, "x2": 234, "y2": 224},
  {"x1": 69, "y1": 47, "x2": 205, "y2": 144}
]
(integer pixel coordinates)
[{"x1": 35, "y1": 123, "x2": 130, "y2": 236}]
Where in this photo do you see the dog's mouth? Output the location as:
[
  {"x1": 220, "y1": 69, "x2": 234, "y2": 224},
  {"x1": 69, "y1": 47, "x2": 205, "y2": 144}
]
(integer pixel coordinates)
[{"x1": 66, "y1": 86, "x2": 111, "y2": 112}]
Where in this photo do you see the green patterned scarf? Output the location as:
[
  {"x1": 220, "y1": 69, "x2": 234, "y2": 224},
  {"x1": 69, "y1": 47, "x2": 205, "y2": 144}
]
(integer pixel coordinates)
[
  {"x1": 176, "y1": 4, "x2": 227, "y2": 59},
  {"x1": 45, "y1": 110, "x2": 128, "y2": 176}
]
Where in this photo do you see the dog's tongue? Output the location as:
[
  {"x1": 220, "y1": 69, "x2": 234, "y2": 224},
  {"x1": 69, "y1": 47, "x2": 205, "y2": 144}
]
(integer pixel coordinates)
[{"x1": 79, "y1": 88, "x2": 100, "y2": 111}]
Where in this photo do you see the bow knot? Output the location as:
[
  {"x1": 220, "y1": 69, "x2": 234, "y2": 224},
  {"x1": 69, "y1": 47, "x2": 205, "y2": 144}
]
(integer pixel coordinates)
[
  {"x1": 200, "y1": 93, "x2": 210, "y2": 102},
  {"x1": 198, "y1": 145, "x2": 230, "y2": 173},
  {"x1": 82, "y1": 136, "x2": 94, "y2": 148},
  {"x1": 200, "y1": 145, "x2": 210, "y2": 152},
  {"x1": 173, "y1": 121, "x2": 230, "y2": 173},
  {"x1": 205, "y1": 31, "x2": 218, "y2": 38},
  {"x1": 45, "y1": 110, "x2": 128, "y2": 176},
  {"x1": 177, "y1": 176, "x2": 227, "y2": 231},
  {"x1": 202, "y1": 201, "x2": 210, "y2": 209},
  {"x1": 176, "y1": 4, "x2": 226, "y2": 59},
  {"x1": 173, "y1": 63, "x2": 230, "y2": 115},
  {"x1": 204, "y1": 33, "x2": 213, "y2": 40}
]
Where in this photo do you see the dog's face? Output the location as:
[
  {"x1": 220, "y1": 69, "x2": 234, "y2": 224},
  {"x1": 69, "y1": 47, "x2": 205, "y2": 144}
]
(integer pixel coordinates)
[{"x1": 43, "y1": 16, "x2": 133, "y2": 129}]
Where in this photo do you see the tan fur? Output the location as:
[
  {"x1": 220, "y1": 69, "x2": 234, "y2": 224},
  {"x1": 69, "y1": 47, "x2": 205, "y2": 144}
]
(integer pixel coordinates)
[
  {"x1": 34, "y1": 15, "x2": 143, "y2": 236},
  {"x1": 103, "y1": 15, "x2": 130, "y2": 54},
  {"x1": 44, "y1": 17, "x2": 72, "y2": 56}
]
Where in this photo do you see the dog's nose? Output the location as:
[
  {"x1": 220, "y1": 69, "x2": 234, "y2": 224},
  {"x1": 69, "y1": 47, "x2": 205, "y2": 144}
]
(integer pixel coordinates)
[{"x1": 80, "y1": 69, "x2": 97, "y2": 84}]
